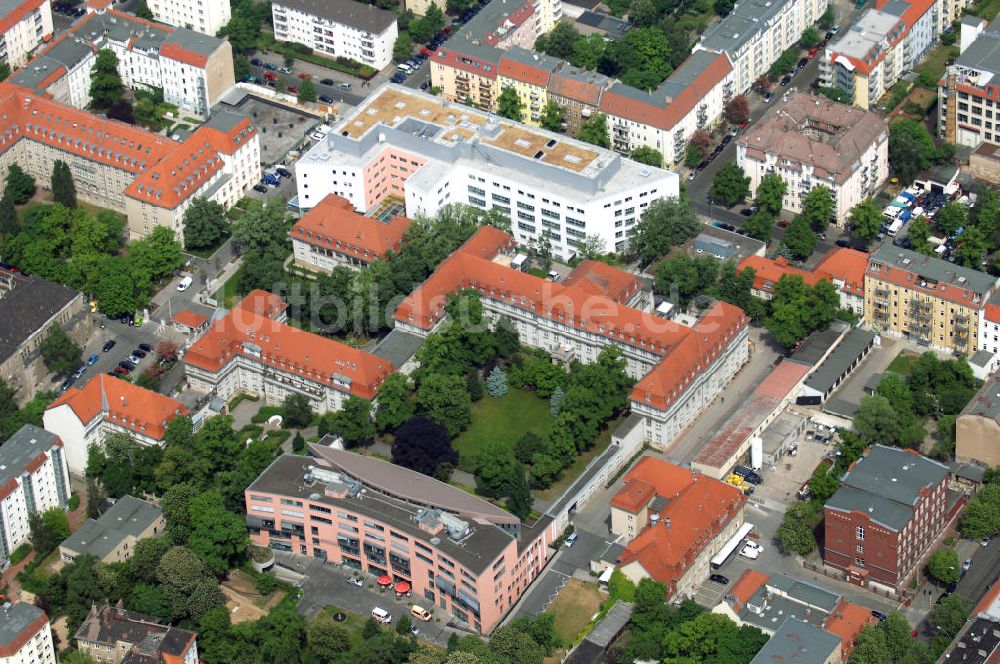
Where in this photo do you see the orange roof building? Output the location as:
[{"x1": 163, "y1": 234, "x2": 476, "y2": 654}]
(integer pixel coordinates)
[
  {"x1": 612, "y1": 457, "x2": 747, "y2": 595},
  {"x1": 43, "y1": 375, "x2": 188, "y2": 473},
  {"x1": 171, "y1": 309, "x2": 210, "y2": 331},
  {"x1": 290, "y1": 194, "x2": 412, "y2": 272},
  {"x1": 395, "y1": 225, "x2": 751, "y2": 450},
  {"x1": 739, "y1": 247, "x2": 868, "y2": 316},
  {"x1": 183, "y1": 292, "x2": 395, "y2": 415},
  {"x1": 823, "y1": 599, "x2": 878, "y2": 660}
]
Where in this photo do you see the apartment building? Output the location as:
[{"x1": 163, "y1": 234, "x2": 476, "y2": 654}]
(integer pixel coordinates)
[
  {"x1": 739, "y1": 248, "x2": 868, "y2": 314},
  {"x1": 396, "y1": 225, "x2": 750, "y2": 447},
  {"x1": 0, "y1": 603, "x2": 55, "y2": 664},
  {"x1": 824, "y1": 445, "x2": 951, "y2": 592},
  {"x1": 955, "y1": 374, "x2": 1000, "y2": 468},
  {"x1": 246, "y1": 447, "x2": 558, "y2": 634},
  {"x1": 150, "y1": 0, "x2": 231, "y2": 36},
  {"x1": 43, "y1": 374, "x2": 189, "y2": 474},
  {"x1": 696, "y1": 0, "x2": 827, "y2": 95},
  {"x1": 611, "y1": 457, "x2": 747, "y2": 597},
  {"x1": 0, "y1": 0, "x2": 52, "y2": 69},
  {"x1": 865, "y1": 244, "x2": 998, "y2": 354},
  {"x1": 294, "y1": 84, "x2": 679, "y2": 259},
  {"x1": 737, "y1": 93, "x2": 888, "y2": 223},
  {"x1": 821, "y1": 0, "x2": 965, "y2": 109},
  {"x1": 272, "y1": 0, "x2": 397, "y2": 70},
  {"x1": 0, "y1": 425, "x2": 70, "y2": 566},
  {"x1": 0, "y1": 80, "x2": 259, "y2": 240},
  {"x1": 938, "y1": 16, "x2": 1000, "y2": 149},
  {"x1": 12, "y1": 11, "x2": 234, "y2": 118},
  {"x1": 183, "y1": 291, "x2": 395, "y2": 415},
  {"x1": 0, "y1": 270, "x2": 91, "y2": 406},
  {"x1": 59, "y1": 495, "x2": 164, "y2": 564},
  {"x1": 76, "y1": 604, "x2": 198, "y2": 664},
  {"x1": 290, "y1": 194, "x2": 412, "y2": 273},
  {"x1": 496, "y1": 47, "x2": 559, "y2": 127}
]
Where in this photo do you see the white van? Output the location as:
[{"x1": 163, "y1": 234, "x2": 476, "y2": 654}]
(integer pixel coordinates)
[
  {"x1": 176, "y1": 276, "x2": 193, "y2": 292},
  {"x1": 372, "y1": 607, "x2": 391, "y2": 624},
  {"x1": 397, "y1": 63, "x2": 413, "y2": 73}
]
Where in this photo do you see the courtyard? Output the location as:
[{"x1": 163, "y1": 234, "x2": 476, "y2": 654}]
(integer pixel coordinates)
[{"x1": 453, "y1": 389, "x2": 554, "y2": 472}]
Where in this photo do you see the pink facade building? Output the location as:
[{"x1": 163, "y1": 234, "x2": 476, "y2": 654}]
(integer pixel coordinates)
[{"x1": 245, "y1": 445, "x2": 557, "y2": 634}]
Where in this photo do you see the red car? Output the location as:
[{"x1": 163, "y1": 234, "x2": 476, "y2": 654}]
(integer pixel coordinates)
[
  {"x1": 808, "y1": 47, "x2": 819, "y2": 58},
  {"x1": 420, "y1": 47, "x2": 433, "y2": 57},
  {"x1": 288, "y1": 85, "x2": 299, "y2": 94},
  {"x1": 298, "y1": 72, "x2": 311, "y2": 79},
  {"x1": 262, "y1": 71, "x2": 277, "y2": 81}
]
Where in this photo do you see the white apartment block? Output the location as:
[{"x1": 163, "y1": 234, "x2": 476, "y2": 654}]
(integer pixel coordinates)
[
  {"x1": 938, "y1": 16, "x2": 1000, "y2": 149},
  {"x1": 0, "y1": 0, "x2": 52, "y2": 69},
  {"x1": 696, "y1": 0, "x2": 827, "y2": 95},
  {"x1": 11, "y1": 10, "x2": 234, "y2": 118},
  {"x1": 395, "y1": 226, "x2": 752, "y2": 451},
  {"x1": 294, "y1": 84, "x2": 679, "y2": 259},
  {"x1": 43, "y1": 375, "x2": 188, "y2": 474},
  {"x1": 0, "y1": 426, "x2": 70, "y2": 565},
  {"x1": 822, "y1": 0, "x2": 967, "y2": 109},
  {"x1": 737, "y1": 92, "x2": 889, "y2": 223},
  {"x1": 272, "y1": 0, "x2": 397, "y2": 71},
  {"x1": 0, "y1": 603, "x2": 55, "y2": 664},
  {"x1": 150, "y1": 0, "x2": 231, "y2": 36}
]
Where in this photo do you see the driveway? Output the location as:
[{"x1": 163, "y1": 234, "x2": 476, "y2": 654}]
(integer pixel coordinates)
[{"x1": 290, "y1": 556, "x2": 466, "y2": 647}]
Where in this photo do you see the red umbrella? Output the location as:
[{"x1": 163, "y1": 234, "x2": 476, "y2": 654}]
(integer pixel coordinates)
[
  {"x1": 378, "y1": 575, "x2": 392, "y2": 586},
  {"x1": 394, "y1": 581, "x2": 411, "y2": 594}
]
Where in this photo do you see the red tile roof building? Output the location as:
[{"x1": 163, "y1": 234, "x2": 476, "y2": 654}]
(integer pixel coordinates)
[
  {"x1": 0, "y1": 81, "x2": 260, "y2": 242},
  {"x1": 0, "y1": 0, "x2": 53, "y2": 68},
  {"x1": 76, "y1": 603, "x2": 198, "y2": 664},
  {"x1": 738, "y1": 247, "x2": 868, "y2": 316},
  {"x1": 183, "y1": 292, "x2": 395, "y2": 416},
  {"x1": 44, "y1": 375, "x2": 189, "y2": 473},
  {"x1": 395, "y1": 226, "x2": 750, "y2": 449},
  {"x1": 612, "y1": 457, "x2": 747, "y2": 596},
  {"x1": 290, "y1": 194, "x2": 412, "y2": 272}
]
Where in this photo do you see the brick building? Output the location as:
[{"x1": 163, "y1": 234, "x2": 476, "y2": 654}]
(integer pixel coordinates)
[{"x1": 824, "y1": 445, "x2": 952, "y2": 592}]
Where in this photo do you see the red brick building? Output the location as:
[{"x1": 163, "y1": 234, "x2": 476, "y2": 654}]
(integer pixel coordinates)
[{"x1": 824, "y1": 445, "x2": 951, "y2": 592}]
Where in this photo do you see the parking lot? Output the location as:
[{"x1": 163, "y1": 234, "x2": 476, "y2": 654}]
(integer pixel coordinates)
[{"x1": 220, "y1": 94, "x2": 320, "y2": 167}]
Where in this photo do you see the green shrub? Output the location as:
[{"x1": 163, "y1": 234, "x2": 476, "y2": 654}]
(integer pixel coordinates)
[
  {"x1": 9, "y1": 544, "x2": 31, "y2": 565},
  {"x1": 250, "y1": 405, "x2": 285, "y2": 424},
  {"x1": 67, "y1": 493, "x2": 80, "y2": 511}
]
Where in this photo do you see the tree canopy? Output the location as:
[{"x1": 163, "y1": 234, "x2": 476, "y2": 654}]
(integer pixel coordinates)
[
  {"x1": 628, "y1": 197, "x2": 701, "y2": 265},
  {"x1": 89, "y1": 49, "x2": 124, "y2": 110},
  {"x1": 709, "y1": 163, "x2": 751, "y2": 207}
]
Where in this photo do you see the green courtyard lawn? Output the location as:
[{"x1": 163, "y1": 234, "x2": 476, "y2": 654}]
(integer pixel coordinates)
[
  {"x1": 887, "y1": 350, "x2": 920, "y2": 376},
  {"x1": 453, "y1": 389, "x2": 553, "y2": 472}
]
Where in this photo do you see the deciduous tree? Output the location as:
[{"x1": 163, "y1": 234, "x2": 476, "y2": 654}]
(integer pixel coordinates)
[
  {"x1": 4, "y1": 164, "x2": 35, "y2": 204},
  {"x1": 416, "y1": 373, "x2": 471, "y2": 436},
  {"x1": 724, "y1": 95, "x2": 750, "y2": 125},
  {"x1": 282, "y1": 392, "x2": 313, "y2": 428},
  {"x1": 628, "y1": 197, "x2": 701, "y2": 265},
  {"x1": 391, "y1": 416, "x2": 458, "y2": 476},
  {"x1": 497, "y1": 87, "x2": 523, "y2": 121},
  {"x1": 326, "y1": 397, "x2": 374, "y2": 448},
  {"x1": 629, "y1": 146, "x2": 663, "y2": 168},
  {"x1": 182, "y1": 197, "x2": 228, "y2": 251},
  {"x1": 927, "y1": 548, "x2": 961, "y2": 584},
  {"x1": 474, "y1": 443, "x2": 517, "y2": 498},
  {"x1": 89, "y1": 49, "x2": 124, "y2": 110},
  {"x1": 578, "y1": 113, "x2": 610, "y2": 148},
  {"x1": 849, "y1": 199, "x2": 883, "y2": 246},
  {"x1": 709, "y1": 163, "x2": 751, "y2": 207},
  {"x1": 297, "y1": 77, "x2": 317, "y2": 103},
  {"x1": 39, "y1": 323, "x2": 82, "y2": 376},
  {"x1": 781, "y1": 216, "x2": 817, "y2": 260},
  {"x1": 754, "y1": 173, "x2": 787, "y2": 217},
  {"x1": 539, "y1": 101, "x2": 566, "y2": 133},
  {"x1": 374, "y1": 373, "x2": 415, "y2": 433}
]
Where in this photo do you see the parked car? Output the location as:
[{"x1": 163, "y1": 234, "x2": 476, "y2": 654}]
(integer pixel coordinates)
[
  {"x1": 72, "y1": 366, "x2": 87, "y2": 380},
  {"x1": 139, "y1": 343, "x2": 153, "y2": 353},
  {"x1": 263, "y1": 173, "x2": 280, "y2": 186},
  {"x1": 287, "y1": 86, "x2": 298, "y2": 94},
  {"x1": 86, "y1": 353, "x2": 99, "y2": 366},
  {"x1": 734, "y1": 465, "x2": 763, "y2": 484},
  {"x1": 250, "y1": 58, "x2": 263, "y2": 66},
  {"x1": 297, "y1": 72, "x2": 310, "y2": 79},
  {"x1": 709, "y1": 574, "x2": 730, "y2": 585},
  {"x1": 391, "y1": 72, "x2": 406, "y2": 83},
  {"x1": 132, "y1": 349, "x2": 147, "y2": 359},
  {"x1": 253, "y1": 184, "x2": 268, "y2": 193},
  {"x1": 420, "y1": 81, "x2": 431, "y2": 90},
  {"x1": 127, "y1": 354, "x2": 141, "y2": 364},
  {"x1": 346, "y1": 576, "x2": 363, "y2": 587},
  {"x1": 780, "y1": 75, "x2": 792, "y2": 86},
  {"x1": 808, "y1": 47, "x2": 819, "y2": 58},
  {"x1": 338, "y1": 82, "x2": 352, "y2": 90},
  {"x1": 871, "y1": 610, "x2": 887, "y2": 621},
  {"x1": 688, "y1": 170, "x2": 698, "y2": 181},
  {"x1": 276, "y1": 167, "x2": 293, "y2": 178},
  {"x1": 410, "y1": 606, "x2": 433, "y2": 622},
  {"x1": 744, "y1": 540, "x2": 763, "y2": 553},
  {"x1": 102, "y1": 340, "x2": 116, "y2": 352},
  {"x1": 318, "y1": 95, "x2": 334, "y2": 104},
  {"x1": 797, "y1": 57, "x2": 808, "y2": 69},
  {"x1": 763, "y1": 91, "x2": 773, "y2": 103},
  {"x1": 112, "y1": 367, "x2": 128, "y2": 375},
  {"x1": 263, "y1": 63, "x2": 277, "y2": 71},
  {"x1": 777, "y1": 219, "x2": 789, "y2": 228},
  {"x1": 279, "y1": 67, "x2": 292, "y2": 74},
  {"x1": 739, "y1": 544, "x2": 759, "y2": 560},
  {"x1": 420, "y1": 47, "x2": 433, "y2": 56},
  {"x1": 118, "y1": 361, "x2": 135, "y2": 372},
  {"x1": 319, "y1": 78, "x2": 334, "y2": 85},
  {"x1": 564, "y1": 532, "x2": 578, "y2": 548},
  {"x1": 962, "y1": 558, "x2": 972, "y2": 572}
]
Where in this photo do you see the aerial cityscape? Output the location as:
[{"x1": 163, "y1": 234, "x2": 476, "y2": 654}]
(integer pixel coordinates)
[{"x1": 0, "y1": 0, "x2": 997, "y2": 658}]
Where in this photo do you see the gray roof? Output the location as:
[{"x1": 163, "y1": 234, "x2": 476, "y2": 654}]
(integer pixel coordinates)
[
  {"x1": 689, "y1": 225, "x2": 765, "y2": 262},
  {"x1": 0, "y1": 276, "x2": 80, "y2": 366},
  {"x1": 766, "y1": 574, "x2": 842, "y2": 612},
  {"x1": 248, "y1": 453, "x2": 519, "y2": 573},
  {"x1": 11, "y1": 37, "x2": 95, "y2": 90},
  {"x1": 961, "y1": 13, "x2": 986, "y2": 27},
  {"x1": 749, "y1": 618, "x2": 842, "y2": 664},
  {"x1": 804, "y1": 328, "x2": 876, "y2": 395},
  {"x1": 575, "y1": 11, "x2": 631, "y2": 39},
  {"x1": 826, "y1": 445, "x2": 949, "y2": 531},
  {"x1": 949, "y1": 461, "x2": 986, "y2": 483},
  {"x1": 659, "y1": 49, "x2": 723, "y2": 99},
  {"x1": 500, "y1": 46, "x2": 560, "y2": 74},
  {"x1": 0, "y1": 425, "x2": 62, "y2": 489},
  {"x1": 60, "y1": 496, "x2": 162, "y2": 559},
  {"x1": 960, "y1": 374, "x2": 1000, "y2": 421},
  {"x1": 698, "y1": 0, "x2": 793, "y2": 55},
  {"x1": 274, "y1": 0, "x2": 396, "y2": 33},
  {"x1": 829, "y1": 9, "x2": 902, "y2": 60},
  {"x1": 694, "y1": 233, "x2": 737, "y2": 260},
  {"x1": 869, "y1": 244, "x2": 998, "y2": 297},
  {"x1": 371, "y1": 329, "x2": 425, "y2": 369},
  {"x1": 788, "y1": 323, "x2": 848, "y2": 367},
  {"x1": 970, "y1": 349, "x2": 993, "y2": 368},
  {"x1": 80, "y1": 11, "x2": 172, "y2": 52},
  {"x1": 954, "y1": 16, "x2": 1000, "y2": 76},
  {"x1": 0, "y1": 603, "x2": 46, "y2": 649},
  {"x1": 584, "y1": 600, "x2": 632, "y2": 647},
  {"x1": 162, "y1": 27, "x2": 225, "y2": 57}
]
